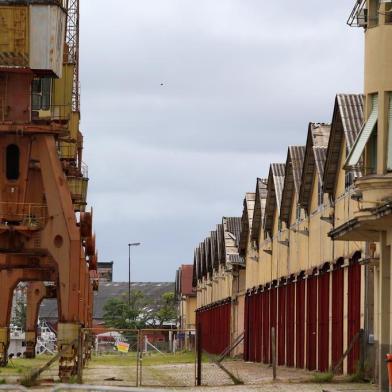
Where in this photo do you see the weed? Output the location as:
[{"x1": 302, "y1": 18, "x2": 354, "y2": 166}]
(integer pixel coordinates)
[{"x1": 311, "y1": 371, "x2": 334, "y2": 383}]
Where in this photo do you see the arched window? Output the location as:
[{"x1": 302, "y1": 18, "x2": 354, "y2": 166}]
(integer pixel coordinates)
[{"x1": 6, "y1": 144, "x2": 20, "y2": 180}]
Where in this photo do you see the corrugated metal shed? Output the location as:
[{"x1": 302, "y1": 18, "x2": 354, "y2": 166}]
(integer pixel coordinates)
[
  {"x1": 250, "y1": 178, "x2": 268, "y2": 243},
  {"x1": 264, "y1": 163, "x2": 286, "y2": 236},
  {"x1": 323, "y1": 94, "x2": 364, "y2": 195},
  {"x1": 239, "y1": 192, "x2": 256, "y2": 255},
  {"x1": 280, "y1": 146, "x2": 306, "y2": 224},
  {"x1": 299, "y1": 123, "x2": 331, "y2": 211}
]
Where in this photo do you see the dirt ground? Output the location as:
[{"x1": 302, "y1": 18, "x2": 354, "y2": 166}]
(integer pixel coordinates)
[{"x1": 0, "y1": 356, "x2": 378, "y2": 391}]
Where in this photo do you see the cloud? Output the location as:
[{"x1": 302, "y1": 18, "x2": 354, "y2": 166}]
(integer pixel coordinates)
[{"x1": 79, "y1": 0, "x2": 363, "y2": 281}]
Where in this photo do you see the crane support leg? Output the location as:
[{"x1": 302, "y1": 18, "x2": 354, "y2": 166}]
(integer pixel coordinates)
[
  {"x1": 36, "y1": 135, "x2": 84, "y2": 380},
  {"x1": 25, "y1": 282, "x2": 56, "y2": 359}
]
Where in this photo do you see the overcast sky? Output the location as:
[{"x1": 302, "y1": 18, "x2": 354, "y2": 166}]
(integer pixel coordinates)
[{"x1": 79, "y1": 0, "x2": 363, "y2": 282}]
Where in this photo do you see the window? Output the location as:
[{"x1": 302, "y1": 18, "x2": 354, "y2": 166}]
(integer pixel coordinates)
[
  {"x1": 32, "y1": 78, "x2": 51, "y2": 111},
  {"x1": 368, "y1": 0, "x2": 380, "y2": 27},
  {"x1": 386, "y1": 3, "x2": 392, "y2": 24},
  {"x1": 345, "y1": 171, "x2": 354, "y2": 190},
  {"x1": 368, "y1": 129, "x2": 378, "y2": 175},
  {"x1": 6, "y1": 144, "x2": 20, "y2": 180},
  {"x1": 296, "y1": 204, "x2": 301, "y2": 222}
]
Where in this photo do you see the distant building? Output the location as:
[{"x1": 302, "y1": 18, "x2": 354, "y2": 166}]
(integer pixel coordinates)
[
  {"x1": 97, "y1": 261, "x2": 114, "y2": 282},
  {"x1": 175, "y1": 265, "x2": 196, "y2": 331}
]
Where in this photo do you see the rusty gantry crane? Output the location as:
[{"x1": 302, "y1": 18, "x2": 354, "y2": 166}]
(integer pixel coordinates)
[{"x1": 0, "y1": 0, "x2": 98, "y2": 379}]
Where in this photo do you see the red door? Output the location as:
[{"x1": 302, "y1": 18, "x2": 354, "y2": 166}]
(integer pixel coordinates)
[
  {"x1": 296, "y1": 278, "x2": 305, "y2": 368},
  {"x1": 332, "y1": 264, "x2": 344, "y2": 373},
  {"x1": 278, "y1": 285, "x2": 286, "y2": 365},
  {"x1": 348, "y1": 259, "x2": 361, "y2": 374},
  {"x1": 244, "y1": 294, "x2": 249, "y2": 361},
  {"x1": 255, "y1": 292, "x2": 262, "y2": 362},
  {"x1": 306, "y1": 276, "x2": 317, "y2": 370},
  {"x1": 317, "y1": 271, "x2": 330, "y2": 372},
  {"x1": 262, "y1": 290, "x2": 270, "y2": 363},
  {"x1": 270, "y1": 287, "x2": 277, "y2": 364},
  {"x1": 286, "y1": 281, "x2": 295, "y2": 367}
]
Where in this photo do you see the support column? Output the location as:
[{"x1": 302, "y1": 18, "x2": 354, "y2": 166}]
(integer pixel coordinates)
[
  {"x1": 25, "y1": 282, "x2": 54, "y2": 359},
  {"x1": 379, "y1": 232, "x2": 391, "y2": 391},
  {"x1": 0, "y1": 270, "x2": 14, "y2": 366}
]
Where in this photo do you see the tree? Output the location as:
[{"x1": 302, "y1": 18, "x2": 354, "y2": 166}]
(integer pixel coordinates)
[
  {"x1": 153, "y1": 291, "x2": 177, "y2": 327},
  {"x1": 103, "y1": 290, "x2": 150, "y2": 329},
  {"x1": 12, "y1": 299, "x2": 26, "y2": 329}
]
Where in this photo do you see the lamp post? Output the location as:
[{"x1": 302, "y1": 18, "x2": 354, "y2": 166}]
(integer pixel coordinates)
[{"x1": 128, "y1": 242, "x2": 141, "y2": 308}]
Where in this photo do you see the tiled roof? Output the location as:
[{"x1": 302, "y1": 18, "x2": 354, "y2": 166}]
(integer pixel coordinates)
[
  {"x1": 179, "y1": 264, "x2": 195, "y2": 296},
  {"x1": 251, "y1": 178, "x2": 268, "y2": 242},
  {"x1": 222, "y1": 216, "x2": 243, "y2": 269},
  {"x1": 299, "y1": 123, "x2": 331, "y2": 211},
  {"x1": 210, "y1": 230, "x2": 219, "y2": 270},
  {"x1": 280, "y1": 146, "x2": 305, "y2": 224},
  {"x1": 264, "y1": 164, "x2": 285, "y2": 236},
  {"x1": 323, "y1": 94, "x2": 364, "y2": 195}
]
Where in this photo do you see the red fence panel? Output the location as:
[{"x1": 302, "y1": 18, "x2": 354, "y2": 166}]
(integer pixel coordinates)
[
  {"x1": 286, "y1": 281, "x2": 295, "y2": 367},
  {"x1": 306, "y1": 276, "x2": 317, "y2": 371},
  {"x1": 348, "y1": 259, "x2": 361, "y2": 374},
  {"x1": 278, "y1": 285, "x2": 286, "y2": 365},
  {"x1": 317, "y1": 271, "x2": 330, "y2": 372},
  {"x1": 296, "y1": 278, "x2": 305, "y2": 368}
]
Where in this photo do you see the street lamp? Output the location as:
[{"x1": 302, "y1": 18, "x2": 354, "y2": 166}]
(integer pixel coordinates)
[{"x1": 128, "y1": 242, "x2": 141, "y2": 308}]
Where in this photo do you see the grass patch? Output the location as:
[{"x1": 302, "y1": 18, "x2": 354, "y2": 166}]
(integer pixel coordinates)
[{"x1": 311, "y1": 371, "x2": 334, "y2": 383}]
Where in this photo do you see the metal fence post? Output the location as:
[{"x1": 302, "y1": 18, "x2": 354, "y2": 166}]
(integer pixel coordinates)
[
  {"x1": 136, "y1": 330, "x2": 140, "y2": 387},
  {"x1": 196, "y1": 323, "x2": 202, "y2": 386},
  {"x1": 271, "y1": 327, "x2": 276, "y2": 380}
]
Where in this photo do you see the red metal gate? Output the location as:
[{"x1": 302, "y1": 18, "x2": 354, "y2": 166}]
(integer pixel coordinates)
[
  {"x1": 278, "y1": 284, "x2": 286, "y2": 365},
  {"x1": 270, "y1": 286, "x2": 277, "y2": 363},
  {"x1": 255, "y1": 291, "x2": 262, "y2": 362},
  {"x1": 332, "y1": 262, "x2": 344, "y2": 373},
  {"x1": 244, "y1": 293, "x2": 249, "y2": 361},
  {"x1": 317, "y1": 270, "x2": 330, "y2": 372},
  {"x1": 196, "y1": 300, "x2": 231, "y2": 355},
  {"x1": 262, "y1": 290, "x2": 270, "y2": 363},
  {"x1": 296, "y1": 277, "x2": 305, "y2": 368},
  {"x1": 348, "y1": 256, "x2": 361, "y2": 374},
  {"x1": 306, "y1": 275, "x2": 317, "y2": 370},
  {"x1": 286, "y1": 280, "x2": 295, "y2": 367}
]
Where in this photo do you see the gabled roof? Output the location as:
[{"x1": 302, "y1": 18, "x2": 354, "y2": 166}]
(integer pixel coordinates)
[
  {"x1": 250, "y1": 178, "x2": 268, "y2": 242},
  {"x1": 178, "y1": 264, "x2": 195, "y2": 296},
  {"x1": 280, "y1": 146, "x2": 306, "y2": 224},
  {"x1": 210, "y1": 230, "x2": 219, "y2": 271},
  {"x1": 264, "y1": 164, "x2": 285, "y2": 236},
  {"x1": 216, "y1": 223, "x2": 225, "y2": 265},
  {"x1": 199, "y1": 241, "x2": 206, "y2": 278},
  {"x1": 298, "y1": 123, "x2": 331, "y2": 211},
  {"x1": 204, "y1": 237, "x2": 212, "y2": 276},
  {"x1": 192, "y1": 249, "x2": 198, "y2": 286},
  {"x1": 323, "y1": 94, "x2": 364, "y2": 195},
  {"x1": 222, "y1": 217, "x2": 244, "y2": 267},
  {"x1": 239, "y1": 192, "x2": 256, "y2": 255}
]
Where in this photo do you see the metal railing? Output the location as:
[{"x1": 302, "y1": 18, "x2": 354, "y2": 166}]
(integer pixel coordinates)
[{"x1": 0, "y1": 202, "x2": 48, "y2": 228}]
